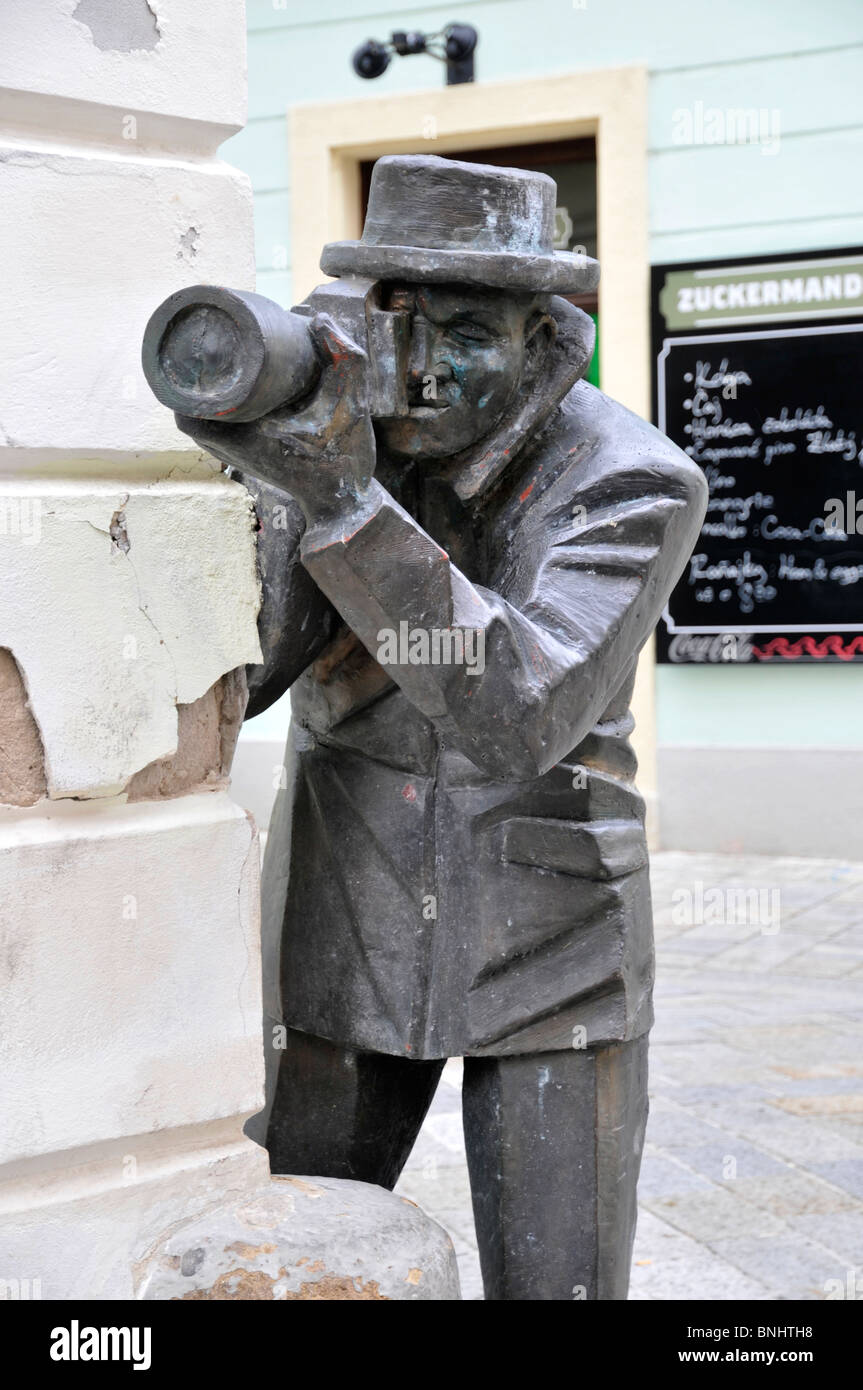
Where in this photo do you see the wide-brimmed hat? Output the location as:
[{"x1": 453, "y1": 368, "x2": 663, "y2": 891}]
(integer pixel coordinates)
[{"x1": 320, "y1": 154, "x2": 599, "y2": 295}]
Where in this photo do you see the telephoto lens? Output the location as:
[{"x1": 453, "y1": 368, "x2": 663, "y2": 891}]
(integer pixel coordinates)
[{"x1": 141, "y1": 285, "x2": 320, "y2": 424}]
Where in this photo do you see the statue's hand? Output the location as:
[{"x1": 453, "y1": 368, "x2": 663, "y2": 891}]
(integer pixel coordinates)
[{"x1": 175, "y1": 313, "x2": 375, "y2": 524}]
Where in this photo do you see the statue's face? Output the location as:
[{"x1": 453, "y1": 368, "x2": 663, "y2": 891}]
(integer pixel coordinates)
[{"x1": 376, "y1": 283, "x2": 542, "y2": 461}]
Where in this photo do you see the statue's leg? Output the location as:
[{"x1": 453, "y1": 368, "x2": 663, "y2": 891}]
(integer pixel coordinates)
[
  {"x1": 462, "y1": 1036, "x2": 649, "y2": 1300},
  {"x1": 264, "y1": 1026, "x2": 445, "y2": 1189}
]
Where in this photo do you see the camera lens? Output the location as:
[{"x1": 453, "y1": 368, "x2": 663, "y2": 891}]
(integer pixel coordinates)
[
  {"x1": 143, "y1": 287, "x2": 319, "y2": 423},
  {"x1": 159, "y1": 305, "x2": 243, "y2": 397}
]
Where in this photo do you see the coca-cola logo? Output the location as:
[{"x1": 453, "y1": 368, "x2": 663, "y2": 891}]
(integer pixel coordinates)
[{"x1": 668, "y1": 632, "x2": 754, "y2": 663}]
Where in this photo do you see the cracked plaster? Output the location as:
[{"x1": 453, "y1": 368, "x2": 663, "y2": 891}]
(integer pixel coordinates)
[{"x1": 0, "y1": 474, "x2": 262, "y2": 799}]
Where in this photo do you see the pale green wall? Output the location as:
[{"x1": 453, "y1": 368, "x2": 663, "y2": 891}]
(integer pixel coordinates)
[
  {"x1": 228, "y1": 0, "x2": 863, "y2": 751},
  {"x1": 657, "y1": 664, "x2": 863, "y2": 748}
]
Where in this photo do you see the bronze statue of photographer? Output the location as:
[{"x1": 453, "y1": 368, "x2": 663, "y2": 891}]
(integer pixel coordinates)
[{"x1": 144, "y1": 155, "x2": 707, "y2": 1300}]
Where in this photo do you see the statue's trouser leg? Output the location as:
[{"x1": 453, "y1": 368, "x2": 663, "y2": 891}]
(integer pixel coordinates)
[
  {"x1": 264, "y1": 1027, "x2": 446, "y2": 1189},
  {"x1": 462, "y1": 1036, "x2": 649, "y2": 1301}
]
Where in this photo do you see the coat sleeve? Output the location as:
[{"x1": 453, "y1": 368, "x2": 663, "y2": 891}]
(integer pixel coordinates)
[
  {"x1": 235, "y1": 472, "x2": 340, "y2": 720},
  {"x1": 299, "y1": 436, "x2": 707, "y2": 781}
]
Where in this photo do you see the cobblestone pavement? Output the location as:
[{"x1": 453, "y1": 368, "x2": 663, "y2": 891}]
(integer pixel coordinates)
[{"x1": 395, "y1": 852, "x2": 863, "y2": 1300}]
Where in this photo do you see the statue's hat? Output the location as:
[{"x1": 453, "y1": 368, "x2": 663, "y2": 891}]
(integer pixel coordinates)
[{"x1": 320, "y1": 154, "x2": 599, "y2": 295}]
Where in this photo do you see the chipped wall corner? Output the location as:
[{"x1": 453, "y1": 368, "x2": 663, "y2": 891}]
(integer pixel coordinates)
[
  {"x1": 0, "y1": 473, "x2": 263, "y2": 803},
  {"x1": 72, "y1": 0, "x2": 162, "y2": 56}
]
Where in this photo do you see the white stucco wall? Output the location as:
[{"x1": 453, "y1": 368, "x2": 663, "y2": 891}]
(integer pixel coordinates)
[{"x1": 0, "y1": 0, "x2": 271, "y2": 1299}]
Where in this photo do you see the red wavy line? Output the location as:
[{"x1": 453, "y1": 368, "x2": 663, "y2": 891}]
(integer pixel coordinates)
[{"x1": 752, "y1": 635, "x2": 863, "y2": 661}]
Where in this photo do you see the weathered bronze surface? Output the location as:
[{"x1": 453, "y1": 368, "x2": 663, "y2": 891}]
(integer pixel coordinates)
[{"x1": 150, "y1": 155, "x2": 708, "y2": 1300}]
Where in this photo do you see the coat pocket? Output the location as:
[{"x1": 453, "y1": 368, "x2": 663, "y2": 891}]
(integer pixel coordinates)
[{"x1": 499, "y1": 816, "x2": 647, "y2": 880}]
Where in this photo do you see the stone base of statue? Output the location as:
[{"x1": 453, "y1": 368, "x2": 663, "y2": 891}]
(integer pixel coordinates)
[{"x1": 138, "y1": 1175, "x2": 460, "y2": 1301}]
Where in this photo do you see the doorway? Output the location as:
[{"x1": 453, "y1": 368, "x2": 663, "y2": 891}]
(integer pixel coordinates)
[{"x1": 359, "y1": 137, "x2": 600, "y2": 385}]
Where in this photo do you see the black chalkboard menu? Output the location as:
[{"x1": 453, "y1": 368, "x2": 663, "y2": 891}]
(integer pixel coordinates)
[{"x1": 652, "y1": 247, "x2": 863, "y2": 663}]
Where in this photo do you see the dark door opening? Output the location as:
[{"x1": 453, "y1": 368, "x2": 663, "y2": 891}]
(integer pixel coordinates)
[{"x1": 360, "y1": 137, "x2": 599, "y2": 384}]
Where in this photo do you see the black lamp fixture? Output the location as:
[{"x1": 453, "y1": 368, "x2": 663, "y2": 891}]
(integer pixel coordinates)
[{"x1": 352, "y1": 23, "x2": 478, "y2": 86}]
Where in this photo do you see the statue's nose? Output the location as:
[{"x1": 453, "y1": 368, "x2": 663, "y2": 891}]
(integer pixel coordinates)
[{"x1": 407, "y1": 320, "x2": 453, "y2": 392}]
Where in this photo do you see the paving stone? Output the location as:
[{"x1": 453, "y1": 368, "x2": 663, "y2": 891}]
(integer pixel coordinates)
[
  {"x1": 707, "y1": 1234, "x2": 855, "y2": 1301},
  {"x1": 814, "y1": 1119, "x2": 863, "y2": 1151},
  {"x1": 632, "y1": 1205, "x2": 776, "y2": 1300},
  {"x1": 422, "y1": 1111, "x2": 467, "y2": 1154},
  {"x1": 396, "y1": 1163, "x2": 473, "y2": 1211},
  {"x1": 401, "y1": 1128, "x2": 454, "y2": 1168},
  {"x1": 642, "y1": 1187, "x2": 787, "y2": 1242},
  {"x1": 660, "y1": 936, "x2": 736, "y2": 958},
  {"x1": 714, "y1": 1022, "x2": 832, "y2": 1053},
  {"x1": 773, "y1": 884, "x2": 846, "y2": 911},
  {"x1": 656, "y1": 1039, "x2": 760, "y2": 1079},
  {"x1": 638, "y1": 1150, "x2": 717, "y2": 1198},
  {"x1": 767, "y1": 1060, "x2": 863, "y2": 1083},
  {"x1": 765, "y1": 1073, "x2": 863, "y2": 1095},
  {"x1": 424, "y1": 1210, "x2": 478, "y2": 1255},
  {"x1": 787, "y1": 1211, "x2": 863, "y2": 1267},
  {"x1": 669, "y1": 1083, "x2": 780, "y2": 1107},
  {"x1": 730, "y1": 1170, "x2": 859, "y2": 1219},
  {"x1": 793, "y1": 902, "x2": 863, "y2": 930},
  {"x1": 705, "y1": 933, "x2": 817, "y2": 973},
  {"x1": 766, "y1": 857, "x2": 863, "y2": 883},
  {"x1": 783, "y1": 948, "x2": 863, "y2": 978},
  {"x1": 678, "y1": 922, "x2": 763, "y2": 945},
  {"x1": 455, "y1": 1250, "x2": 485, "y2": 1301},
  {"x1": 655, "y1": 952, "x2": 707, "y2": 971},
  {"x1": 808, "y1": 1161, "x2": 863, "y2": 1201},
  {"x1": 645, "y1": 1107, "x2": 731, "y2": 1151},
  {"x1": 710, "y1": 1111, "x2": 863, "y2": 1166},
  {"x1": 648, "y1": 1023, "x2": 721, "y2": 1046},
  {"x1": 441, "y1": 1058, "x2": 463, "y2": 1091},
  {"x1": 827, "y1": 926, "x2": 863, "y2": 951},
  {"x1": 679, "y1": 1140, "x2": 789, "y2": 1182},
  {"x1": 629, "y1": 1251, "x2": 773, "y2": 1301},
  {"x1": 633, "y1": 1206, "x2": 707, "y2": 1260},
  {"x1": 829, "y1": 881, "x2": 863, "y2": 902},
  {"x1": 772, "y1": 1092, "x2": 863, "y2": 1118}
]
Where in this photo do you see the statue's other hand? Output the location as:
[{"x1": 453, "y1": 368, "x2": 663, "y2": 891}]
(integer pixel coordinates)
[{"x1": 175, "y1": 313, "x2": 375, "y2": 523}]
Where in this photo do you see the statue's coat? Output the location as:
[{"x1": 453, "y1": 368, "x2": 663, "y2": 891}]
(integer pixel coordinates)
[{"x1": 243, "y1": 297, "x2": 707, "y2": 1060}]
